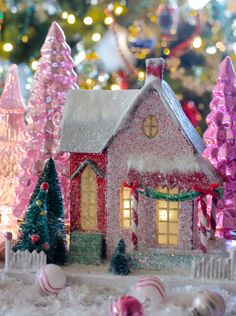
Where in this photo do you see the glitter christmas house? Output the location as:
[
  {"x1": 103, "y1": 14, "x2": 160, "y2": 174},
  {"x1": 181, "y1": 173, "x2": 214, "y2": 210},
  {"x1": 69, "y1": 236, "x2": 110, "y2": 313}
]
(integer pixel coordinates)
[{"x1": 60, "y1": 58, "x2": 222, "y2": 265}]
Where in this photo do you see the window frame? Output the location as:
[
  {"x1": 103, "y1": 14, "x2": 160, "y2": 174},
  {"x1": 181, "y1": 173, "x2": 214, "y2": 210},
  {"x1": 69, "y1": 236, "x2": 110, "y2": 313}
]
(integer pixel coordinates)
[
  {"x1": 143, "y1": 115, "x2": 159, "y2": 139},
  {"x1": 80, "y1": 165, "x2": 98, "y2": 231},
  {"x1": 156, "y1": 187, "x2": 179, "y2": 246},
  {"x1": 120, "y1": 186, "x2": 132, "y2": 229}
]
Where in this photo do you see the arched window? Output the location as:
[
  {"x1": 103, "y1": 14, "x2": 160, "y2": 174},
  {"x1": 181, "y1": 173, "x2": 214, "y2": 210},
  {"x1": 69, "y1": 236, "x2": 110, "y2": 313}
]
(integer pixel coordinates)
[{"x1": 143, "y1": 115, "x2": 159, "y2": 139}]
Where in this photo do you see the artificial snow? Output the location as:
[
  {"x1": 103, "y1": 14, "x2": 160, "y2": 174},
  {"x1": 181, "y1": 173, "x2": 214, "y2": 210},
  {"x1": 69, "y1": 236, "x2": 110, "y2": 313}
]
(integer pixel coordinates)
[
  {"x1": 1, "y1": 264, "x2": 236, "y2": 316},
  {"x1": 127, "y1": 152, "x2": 218, "y2": 179}
]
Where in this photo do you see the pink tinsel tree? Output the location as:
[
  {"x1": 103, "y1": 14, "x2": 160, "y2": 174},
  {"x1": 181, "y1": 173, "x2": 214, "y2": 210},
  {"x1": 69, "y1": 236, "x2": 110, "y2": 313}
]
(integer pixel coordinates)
[
  {"x1": 13, "y1": 21, "x2": 78, "y2": 221},
  {"x1": 203, "y1": 56, "x2": 236, "y2": 236},
  {"x1": 0, "y1": 64, "x2": 25, "y2": 233}
]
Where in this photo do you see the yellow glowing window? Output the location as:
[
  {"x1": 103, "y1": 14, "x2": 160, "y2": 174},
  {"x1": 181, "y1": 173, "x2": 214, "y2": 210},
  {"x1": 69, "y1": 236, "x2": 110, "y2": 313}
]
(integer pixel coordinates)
[
  {"x1": 120, "y1": 186, "x2": 132, "y2": 228},
  {"x1": 80, "y1": 165, "x2": 97, "y2": 231},
  {"x1": 156, "y1": 187, "x2": 179, "y2": 246},
  {"x1": 143, "y1": 115, "x2": 159, "y2": 139}
]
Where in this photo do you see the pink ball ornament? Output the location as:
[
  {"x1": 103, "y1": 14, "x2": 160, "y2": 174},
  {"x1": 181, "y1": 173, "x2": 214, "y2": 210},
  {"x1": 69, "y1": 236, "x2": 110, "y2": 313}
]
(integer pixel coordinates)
[
  {"x1": 192, "y1": 290, "x2": 226, "y2": 316},
  {"x1": 31, "y1": 234, "x2": 40, "y2": 243},
  {"x1": 43, "y1": 242, "x2": 50, "y2": 251},
  {"x1": 36, "y1": 264, "x2": 66, "y2": 295},
  {"x1": 130, "y1": 276, "x2": 166, "y2": 305},
  {"x1": 110, "y1": 295, "x2": 144, "y2": 316}
]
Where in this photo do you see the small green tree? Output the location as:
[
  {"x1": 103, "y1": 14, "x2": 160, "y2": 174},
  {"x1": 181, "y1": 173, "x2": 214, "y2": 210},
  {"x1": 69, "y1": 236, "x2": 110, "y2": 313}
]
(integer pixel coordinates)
[
  {"x1": 28, "y1": 157, "x2": 67, "y2": 264},
  {"x1": 13, "y1": 182, "x2": 50, "y2": 253},
  {"x1": 109, "y1": 239, "x2": 130, "y2": 276},
  {"x1": 48, "y1": 231, "x2": 68, "y2": 265}
]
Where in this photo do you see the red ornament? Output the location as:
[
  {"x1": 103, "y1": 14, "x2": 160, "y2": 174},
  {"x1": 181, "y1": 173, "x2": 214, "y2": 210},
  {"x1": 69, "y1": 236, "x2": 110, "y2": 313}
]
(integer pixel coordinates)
[
  {"x1": 40, "y1": 182, "x2": 49, "y2": 191},
  {"x1": 110, "y1": 295, "x2": 144, "y2": 316},
  {"x1": 43, "y1": 242, "x2": 50, "y2": 250},
  {"x1": 31, "y1": 234, "x2": 40, "y2": 243}
]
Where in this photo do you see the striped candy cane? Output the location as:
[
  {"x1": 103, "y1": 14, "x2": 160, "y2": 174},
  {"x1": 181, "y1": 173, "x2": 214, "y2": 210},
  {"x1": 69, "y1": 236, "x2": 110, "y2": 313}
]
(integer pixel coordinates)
[
  {"x1": 210, "y1": 196, "x2": 217, "y2": 239},
  {"x1": 131, "y1": 188, "x2": 139, "y2": 250},
  {"x1": 123, "y1": 180, "x2": 140, "y2": 251},
  {"x1": 199, "y1": 199, "x2": 208, "y2": 253}
]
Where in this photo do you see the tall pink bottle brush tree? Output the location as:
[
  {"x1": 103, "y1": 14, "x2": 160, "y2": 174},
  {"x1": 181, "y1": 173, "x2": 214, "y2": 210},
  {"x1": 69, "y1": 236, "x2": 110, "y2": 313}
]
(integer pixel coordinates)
[
  {"x1": 0, "y1": 64, "x2": 25, "y2": 220},
  {"x1": 13, "y1": 21, "x2": 78, "y2": 220},
  {"x1": 203, "y1": 56, "x2": 236, "y2": 236}
]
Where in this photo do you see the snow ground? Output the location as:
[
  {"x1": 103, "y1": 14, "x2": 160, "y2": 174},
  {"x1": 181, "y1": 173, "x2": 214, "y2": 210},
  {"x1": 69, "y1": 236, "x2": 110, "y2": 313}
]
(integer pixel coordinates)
[{"x1": 0, "y1": 264, "x2": 236, "y2": 316}]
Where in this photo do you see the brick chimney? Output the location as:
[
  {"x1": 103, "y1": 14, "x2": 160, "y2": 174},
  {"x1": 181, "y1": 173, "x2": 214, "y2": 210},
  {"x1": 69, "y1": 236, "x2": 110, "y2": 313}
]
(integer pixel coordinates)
[{"x1": 145, "y1": 58, "x2": 165, "y2": 84}]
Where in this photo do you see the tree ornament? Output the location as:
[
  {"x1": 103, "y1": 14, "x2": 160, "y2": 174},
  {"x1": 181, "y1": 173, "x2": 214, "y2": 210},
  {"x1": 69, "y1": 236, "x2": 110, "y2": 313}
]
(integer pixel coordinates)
[
  {"x1": 128, "y1": 20, "x2": 156, "y2": 59},
  {"x1": 110, "y1": 295, "x2": 144, "y2": 316},
  {"x1": 191, "y1": 290, "x2": 226, "y2": 316},
  {"x1": 36, "y1": 199, "x2": 42, "y2": 207},
  {"x1": 96, "y1": 24, "x2": 135, "y2": 73},
  {"x1": 181, "y1": 100, "x2": 202, "y2": 128},
  {"x1": 40, "y1": 182, "x2": 49, "y2": 191},
  {"x1": 203, "y1": 56, "x2": 236, "y2": 235},
  {"x1": 31, "y1": 234, "x2": 40, "y2": 243},
  {"x1": 43, "y1": 242, "x2": 50, "y2": 251},
  {"x1": 18, "y1": 231, "x2": 24, "y2": 240},
  {"x1": 13, "y1": 21, "x2": 78, "y2": 221},
  {"x1": 157, "y1": 2, "x2": 179, "y2": 40}
]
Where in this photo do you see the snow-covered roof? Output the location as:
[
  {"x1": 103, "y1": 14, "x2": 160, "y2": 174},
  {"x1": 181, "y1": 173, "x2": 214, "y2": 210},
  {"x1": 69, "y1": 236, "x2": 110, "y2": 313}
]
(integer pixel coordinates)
[
  {"x1": 60, "y1": 89, "x2": 140, "y2": 153},
  {"x1": 60, "y1": 58, "x2": 204, "y2": 154}
]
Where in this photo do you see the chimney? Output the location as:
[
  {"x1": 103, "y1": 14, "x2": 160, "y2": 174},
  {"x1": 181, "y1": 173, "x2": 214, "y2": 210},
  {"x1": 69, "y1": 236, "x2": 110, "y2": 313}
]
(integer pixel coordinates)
[{"x1": 145, "y1": 58, "x2": 165, "y2": 84}]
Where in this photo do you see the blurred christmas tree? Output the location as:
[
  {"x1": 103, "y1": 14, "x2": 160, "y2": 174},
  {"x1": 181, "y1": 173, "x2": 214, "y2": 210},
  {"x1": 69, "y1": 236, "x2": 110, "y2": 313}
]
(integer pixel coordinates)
[{"x1": 0, "y1": 0, "x2": 235, "y2": 133}]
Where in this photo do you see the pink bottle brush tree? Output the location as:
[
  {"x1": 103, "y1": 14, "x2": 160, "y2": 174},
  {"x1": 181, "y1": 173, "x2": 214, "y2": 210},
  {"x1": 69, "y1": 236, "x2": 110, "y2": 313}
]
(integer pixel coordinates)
[
  {"x1": 13, "y1": 21, "x2": 78, "y2": 221},
  {"x1": 203, "y1": 56, "x2": 236, "y2": 236},
  {"x1": 0, "y1": 64, "x2": 25, "y2": 214}
]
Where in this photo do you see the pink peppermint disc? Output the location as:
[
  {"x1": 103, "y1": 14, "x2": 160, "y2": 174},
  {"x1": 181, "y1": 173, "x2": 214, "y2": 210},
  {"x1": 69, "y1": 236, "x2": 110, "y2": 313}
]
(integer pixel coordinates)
[
  {"x1": 130, "y1": 276, "x2": 166, "y2": 305},
  {"x1": 110, "y1": 295, "x2": 144, "y2": 316},
  {"x1": 36, "y1": 264, "x2": 66, "y2": 295}
]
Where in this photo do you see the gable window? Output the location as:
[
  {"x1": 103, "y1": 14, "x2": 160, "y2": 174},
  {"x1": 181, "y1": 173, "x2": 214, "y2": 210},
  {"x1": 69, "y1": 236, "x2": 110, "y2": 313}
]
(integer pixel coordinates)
[
  {"x1": 156, "y1": 187, "x2": 179, "y2": 246},
  {"x1": 143, "y1": 115, "x2": 158, "y2": 139},
  {"x1": 120, "y1": 186, "x2": 132, "y2": 228},
  {"x1": 80, "y1": 165, "x2": 97, "y2": 231}
]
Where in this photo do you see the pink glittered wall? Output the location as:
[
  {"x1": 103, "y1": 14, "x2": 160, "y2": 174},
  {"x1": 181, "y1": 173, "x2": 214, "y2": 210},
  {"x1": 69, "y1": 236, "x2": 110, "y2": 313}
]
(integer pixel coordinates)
[
  {"x1": 70, "y1": 152, "x2": 107, "y2": 233},
  {"x1": 106, "y1": 88, "x2": 207, "y2": 256}
]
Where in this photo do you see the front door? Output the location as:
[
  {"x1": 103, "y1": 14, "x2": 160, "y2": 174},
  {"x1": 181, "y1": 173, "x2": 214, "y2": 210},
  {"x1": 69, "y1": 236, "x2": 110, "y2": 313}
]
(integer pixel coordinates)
[{"x1": 80, "y1": 165, "x2": 98, "y2": 231}]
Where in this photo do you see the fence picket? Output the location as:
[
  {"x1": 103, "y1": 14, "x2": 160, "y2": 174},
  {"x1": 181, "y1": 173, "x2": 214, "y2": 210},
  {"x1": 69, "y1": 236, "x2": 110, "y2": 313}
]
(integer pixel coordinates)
[{"x1": 191, "y1": 256, "x2": 232, "y2": 280}]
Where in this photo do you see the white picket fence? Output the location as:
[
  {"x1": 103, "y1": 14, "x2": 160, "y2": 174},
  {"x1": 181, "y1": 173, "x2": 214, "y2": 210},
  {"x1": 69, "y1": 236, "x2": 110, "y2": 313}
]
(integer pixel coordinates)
[
  {"x1": 9, "y1": 249, "x2": 47, "y2": 272},
  {"x1": 4, "y1": 234, "x2": 46, "y2": 272},
  {"x1": 191, "y1": 256, "x2": 232, "y2": 280}
]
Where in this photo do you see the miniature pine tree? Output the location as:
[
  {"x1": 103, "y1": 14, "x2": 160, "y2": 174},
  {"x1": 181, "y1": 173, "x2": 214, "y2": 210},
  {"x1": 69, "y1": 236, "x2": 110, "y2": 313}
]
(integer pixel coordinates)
[
  {"x1": 109, "y1": 239, "x2": 130, "y2": 276},
  {"x1": 0, "y1": 65, "x2": 25, "y2": 230},
  {"x1": 13, "y1": 21, "x2": 78, "y2": 221},
  {"x1": 13, "y1": 182, "x2": 50, "y2": 253},
  {"x1": 203, "y1": 56, "x2": 236, "y2": 234},
  {"x1": 48, "y1": 232, "x2": 68, "y2": 265},
  {"x1": 29, "y1": 157, "x2": 67, "y2": 263}
]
